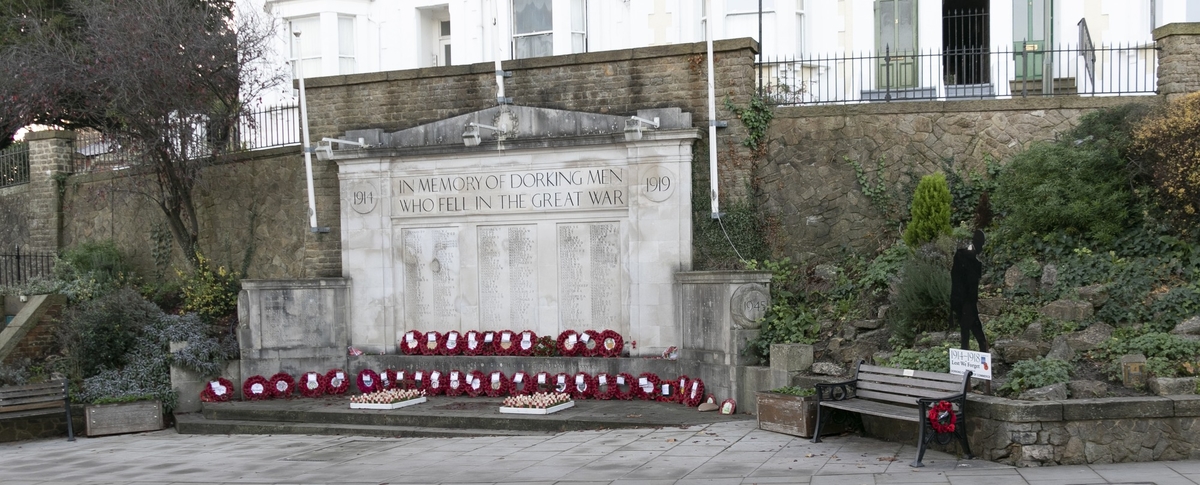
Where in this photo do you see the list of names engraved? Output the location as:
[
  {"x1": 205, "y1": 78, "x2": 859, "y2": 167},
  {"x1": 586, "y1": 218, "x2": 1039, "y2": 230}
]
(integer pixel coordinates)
[
  {"x1": 402, "y1": 228, "x2": 460, "y2": 328},
  {"x1": 558, "y1": 222, "x2": 621, "y2": 328},
  {"x1": 478, "y1": 225, "x2": 537, "y2": 328}
]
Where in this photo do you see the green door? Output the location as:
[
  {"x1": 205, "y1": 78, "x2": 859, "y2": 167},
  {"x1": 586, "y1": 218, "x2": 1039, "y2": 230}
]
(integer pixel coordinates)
[
  {"x1": 1013, "y1": 0, "x2": 1052, "y2": 80},
  {"x1": 876, "y1": 0, "x2": 918, "y2": 89}
]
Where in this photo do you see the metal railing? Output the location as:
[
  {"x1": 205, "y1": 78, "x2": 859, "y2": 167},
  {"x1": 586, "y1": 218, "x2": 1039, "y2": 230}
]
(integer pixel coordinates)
[
  {"x1": 757, "y1": 42, "x2": 1158, "y2": 106},
  {"x1": 72, "y1": 104, "x2": 301, "y2": 173},
  {"x1": 0, "y1": 248, "x2": 55, "y2": 287},
  {"x1": 0, "y1": 143, "x2": 30, "y2": 189}
]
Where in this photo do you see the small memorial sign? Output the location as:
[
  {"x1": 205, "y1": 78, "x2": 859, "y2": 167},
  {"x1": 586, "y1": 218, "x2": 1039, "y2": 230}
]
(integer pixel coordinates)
[{"x1": 949, "y1": 348, "x2": 992, "y2": 380}]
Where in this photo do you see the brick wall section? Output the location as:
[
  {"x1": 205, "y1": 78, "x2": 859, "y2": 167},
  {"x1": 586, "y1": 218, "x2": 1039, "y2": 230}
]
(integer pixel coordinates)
[
  {"x1": 1154, "y1": 23, "x2": 1200, "y2": 101},
  {"x1": 760, "y1": 96, "x2": 1153, "y2": 256},
  {"x1": 1, "y1": 304, "x2": 62, "y2": 366},
  {"x1": 23, "y1": 131, "x2": 73, "y2": 254}
]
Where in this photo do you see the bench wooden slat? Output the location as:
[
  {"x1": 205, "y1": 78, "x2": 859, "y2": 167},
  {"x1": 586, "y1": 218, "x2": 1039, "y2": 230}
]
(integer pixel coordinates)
[
  {"x1": 0, "y1": 401, "x2": 63, "y2": 413},
  {"x1": 819, "y1": 398, "x2": 920, "y2": 422},
  {"x1": 859, "y1": 365, "x2": 966, "y2": 383},
  {"x1": 856, "y1": 381, "x2": 960, "y2": 401},
  {"x1": 856, "y1": 373, "x2": 963, "y2": 393},
  {"x1": 0, "y1": 387, "x2": 65, "y2": 401},
  {"x1": 0, "y1": 381, "x2": 65, "y2": 393},
  {"x1": 854, "y1": 388, "x2": 928, "y2": 407},
  {"x1": 0, "y1": 393, "x2": 66, "y2": 407}
]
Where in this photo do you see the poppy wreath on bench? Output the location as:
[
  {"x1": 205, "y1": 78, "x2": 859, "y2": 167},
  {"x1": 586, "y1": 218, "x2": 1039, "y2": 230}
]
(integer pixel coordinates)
[
  {"x1": 928, "y1": 400, "x2": 957, "y2": 434},
  {"x1": 579, "y1": 330, "x2": 603, "y2": 357},
  {"x1": 298, "y1": 372, "x2": 327, "y2": 398},
  {"x1": 557, "y1": 330, "x2": 583, "y2": 356},
  {"x1": 465, "y1": 370, "x2": 487, "y2": 397},
  {"x1": 356, "y1": 369, "x2": 381, "y2": 394},
  {"x1": 570, "y1": 372, "x2": 596, "y2": 399},
  {"x1": 268, "y1": 372, "x2": 295, "y2": 398},
  {"x1": 399, "y1": 330, "x2": 423, "y2": 355},
  {"x1": 634, "y1": 373, "x2": 660, "y2": 400},
  {"x1": 484, "y1": 370, "x2": 511, "y2": 397},
  {"x1": 424, "y1": 369, "x2": 448, "y2": 396},
  {"x1": 420, "y1": 331, "x2": 443, "y2": 356},
  {"x1": 440, "y1": 330, "x2": 464, "y2": 355},
  {"x1": 325, "y1": 369, "x2": 350, "y2": 395},
  {"x1": 242, "y1": 375, "x2": 271, "y2": 401},
  {"x1": 598, "y1": 329, "x2": 624, "y2": 357},
  {"x1": 510, "y1": 371, "x2": 535, "y2": 395},
  {"x1": 445, "y1": 369, "x2": 467, "y2": 396},
  {"x1": 514, "y1": 330, "x2": 538, "y2": 356},
  {"x1": 201, "y1": 377, "x2": 235, "y2": 402}
]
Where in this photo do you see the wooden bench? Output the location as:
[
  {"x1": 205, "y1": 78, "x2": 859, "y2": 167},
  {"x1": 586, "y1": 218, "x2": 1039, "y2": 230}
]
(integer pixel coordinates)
[
  {"x1": 811, "y1": 361, "x2": 971, "y2": 467},
  {"x1": 0, "y1": 380, "x2": 75, "y2": 441}
]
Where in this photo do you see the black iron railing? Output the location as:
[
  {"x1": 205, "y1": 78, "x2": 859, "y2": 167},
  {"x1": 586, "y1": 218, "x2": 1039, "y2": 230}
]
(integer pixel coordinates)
[
  {"x1": 0, "y1": 248, "x2": 55, "y2": 287},
  {"x1": 0, "y1": 143, "x2": 30, "y2": 189},
  {"x1": 72, "y1": 104, "x2": 301, "y2": 173},
  {"x1": 757, "y1": 42, "x2": 1158, "y2": 106}
]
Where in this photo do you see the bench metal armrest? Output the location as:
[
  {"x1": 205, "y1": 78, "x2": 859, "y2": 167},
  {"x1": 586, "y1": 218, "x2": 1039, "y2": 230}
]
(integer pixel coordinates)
[
  {"x1": 814, "y1": 379, "x2": 857, "y2": 403},
  {"x1": 916, "y1": 393, "x2": 967, "y2": 419}
]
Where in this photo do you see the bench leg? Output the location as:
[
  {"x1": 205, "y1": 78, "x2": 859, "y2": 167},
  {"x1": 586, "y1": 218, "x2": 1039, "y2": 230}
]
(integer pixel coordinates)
[
  {"x1": 956, "y1": 423, "x2": 973, "y2": 460},
  {"x1": 64, "y1": 399, "x2": 75, "y2": 442},
  {"x1": 811, "y1": 404, "x2": 825, "y2": 443},
  {"x1": 911, "y1": 422, "x2": 928, "y2": 468}
]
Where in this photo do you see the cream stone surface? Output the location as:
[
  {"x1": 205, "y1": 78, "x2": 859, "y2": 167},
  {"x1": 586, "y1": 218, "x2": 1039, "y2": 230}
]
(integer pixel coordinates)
[{"x1": 333, "y1": 107, "x2": 697, "y2": 356}]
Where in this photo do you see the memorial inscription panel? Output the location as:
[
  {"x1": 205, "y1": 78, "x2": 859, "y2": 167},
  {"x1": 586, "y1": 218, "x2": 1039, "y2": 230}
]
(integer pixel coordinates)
[
  {"x1": 558, "y1": 222, "x2": 622, "y2": 329},
  {"x1": 478, "y1": 225, "x2": 538, "y2": 328},
  {"x1": 402, "y1": 228, "x2": 461, "y2": 328}
]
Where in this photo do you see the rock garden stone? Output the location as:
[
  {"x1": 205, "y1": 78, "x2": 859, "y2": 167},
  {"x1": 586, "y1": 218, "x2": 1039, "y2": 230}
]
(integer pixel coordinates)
[
  {"x1": 1040, "y1": 263, "x2": 1058, "y2": 291},
  {"x1": 993, "y1": 338, "x2": 1049, "y2": 363},
  {"x1": 850, "y1": 319, "x2": 882, "y2": 330},
  {"x1": 1039, "y1": 299, "x2": 1094, "y2": 322},
  {"x1": 811, "y1": 362, "x2": 846, "y2": 376},
  {"x1": 1148, "y1": 377, "x2": 1197, "y2": 396},
  {"x1": 1170, "y1": 316, "x2": 1200, "y2": 337},
  {"x1": 1065, "y1": 322, "x2": 1114, "y2": 352},
  {"x1": 876, "y1": 305, "x2": 890, "y2": 320},
  {"x1": 1019, "y1": 382, "x2": 1068, "y2": 401},
  {"x1": 977, "y1": 297, "x2": 1008, "y2": 316},
  {"x1": 813, "y1": 264, "x2": 839, "y2": 284},
  {"x1": 1046, "y1": 335, "x2": 1074, "y2": 361},
  {"x1": 769, "y1": 343, "x2": 813, "y2": 373},
  {"x1": 1021, "y1": 322, "x2": 1044, "y2": 341},
  {"x1": 1067, "y1": 380, "x2": 1108, "y2": 399},
  {"x1": 1076, "y1": 284, "x2": 1109, "y2": 308},
  {"x1": 1004, "y1": 264, "x2": 1037, "y2": 293}
]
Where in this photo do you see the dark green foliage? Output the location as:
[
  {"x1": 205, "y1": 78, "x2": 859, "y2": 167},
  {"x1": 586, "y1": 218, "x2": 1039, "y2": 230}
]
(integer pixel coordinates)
[
  {"x1": 1096, "y1": 330, "x2": 1200, "y2": 379},
  {"x1": 60, "y1": 288, "x2": 162, "y2": 377},
  {"x1": 888, "y1": 250, "x2": 951, "y2": 345},
  {"x1": 881, "y1": 344, "x2": 951, "y2": 373},
  {"x1": 1000, "y1": 358, "x2": 1071, "y2": 395},
  {"x1": 769, "y1": 386, "x2": 815, "y2": 396},
  {"x1": 745, "y1": 259, "x2": 820, "y2": 363},
  {"x1": 60, "y1": 240, "x2": 130, "y2": 288},
  {"x1": 942, "y1": 157, "x2": 1001, "y2": 227},
  {"x1": 992, "y1": 141, "x2": 1130, "y2": 243},
  {"x1": 903, "y1": 173, "x2": 952, "y2": 248},
  {"x1": 1064, "y1": 103, "x2": 1150, "y2": 160}
]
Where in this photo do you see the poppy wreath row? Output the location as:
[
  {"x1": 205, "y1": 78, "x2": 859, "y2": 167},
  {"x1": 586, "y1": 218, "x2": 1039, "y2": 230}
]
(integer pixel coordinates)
[{"x1": 397, "y1": 329, "x2": 624, "y2": 357}]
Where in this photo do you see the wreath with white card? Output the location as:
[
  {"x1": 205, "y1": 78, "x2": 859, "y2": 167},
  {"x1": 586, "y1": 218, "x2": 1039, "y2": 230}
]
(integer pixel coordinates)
[
  {"x1": 298, "y1": 372, "x2": 327, "y2": 398},
  {"x1": 201, "y1": 377, "x2": 235, "y2": 402},
  {"x1": 242, "y1": 375, "x2": 270, "y2": 401},
  {"x1": 325, "y1": 369, "x2": 350, "y2": 395},
  {"x1": 268, "y1": 372, "x2": 295, "y2": 398}
]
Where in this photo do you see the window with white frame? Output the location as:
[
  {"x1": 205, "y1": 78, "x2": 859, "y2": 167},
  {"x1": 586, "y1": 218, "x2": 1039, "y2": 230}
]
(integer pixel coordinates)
[
  {"x1": 571, "y1": 0, "x2": 587, "y2": 53},
  {"x1": 339, "y1": 16, "x2": 356, "y2": 75},
  {"x1": 699, "y1": 0, "x2": 707, "y2": 41},
  {"x1": 795, "y1": 0, "x2": 806, "y2": 55},
  {"x1": 289, "y1": 17, "x2": 322, "y2": 78},
  {"x1": 725, "y1": 0, "x2": 775, "y2": 47},
  {"x1": 513, "y1": 0, "x2": 552, "y2": 58}
]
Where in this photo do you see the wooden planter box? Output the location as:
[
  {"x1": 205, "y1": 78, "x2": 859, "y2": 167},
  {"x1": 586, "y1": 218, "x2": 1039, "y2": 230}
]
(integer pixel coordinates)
[
  {"x1": 755, "y1": 392, "x2": 847, "y2": 438},
  {"x1": 85, "y1": 400, "x2": 164, "y2": 437}
]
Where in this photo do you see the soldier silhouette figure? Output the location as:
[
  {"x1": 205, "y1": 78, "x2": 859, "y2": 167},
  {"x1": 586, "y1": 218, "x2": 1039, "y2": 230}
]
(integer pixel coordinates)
[{"x1": 950, "y1": 229, "x2": 987, "y2": 352}]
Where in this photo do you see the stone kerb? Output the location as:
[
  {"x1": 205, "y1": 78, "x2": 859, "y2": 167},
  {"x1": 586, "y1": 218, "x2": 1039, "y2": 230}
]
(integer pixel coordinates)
[{"x1": 960, "y1": 393, "x2": 1200, "y2": 466}]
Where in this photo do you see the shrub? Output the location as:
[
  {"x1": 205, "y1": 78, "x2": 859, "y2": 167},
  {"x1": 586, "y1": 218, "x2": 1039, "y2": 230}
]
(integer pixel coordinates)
[
  {"x1": 881, "y1": 344, "x2": 951, "y2": 373},
  {"x1": 59, "y1": 288, "x2": 164, "y2": 378},
  {"x1": 860, "y1": 241, "x2": 908, "y2": 297},
  {"x1": 745, "y1": 259, "x2": 821, "y2": 363},
  {"x1": 1096, "y1": 331, "x2": 1200, "y2": 379},
  {"x1": 1131, "y1": 92, "x2": 1200, "y2": 231},
  {"x1": 179, "y1": 253, "x2": 241, "y2": 325},
  {"x1": 992, "y1": 141, "x2": 1130, "y2": 242},
  {"x1": 1000, "y1": 358, "x2": 1071, "y2": 395},
  {"x1": 903, "y1": 173, "x2": 952, "y2": 248},
  {"x1": 984, "y1": 305, "x2": 1040, "y2": 342},
  {"x1": 770, "y1": 386, "x2": 815, "y2": 397},
  {"x1": 888, "y1": 251, "x2": 951, "y2": 345},
  {"x1": 60, "y1": 240, "x2": 130, "y2": 289}
]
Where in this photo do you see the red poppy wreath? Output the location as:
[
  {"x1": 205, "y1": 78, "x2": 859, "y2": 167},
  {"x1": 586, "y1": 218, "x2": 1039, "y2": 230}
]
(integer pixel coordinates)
[
  {"x1": 492, "y1": 330, "x2": 517, "y2": 355},
  {"x1": 682, "y1": 378, "x2": 706, "y2": 407},
  {"x1": 411, "y1": 369, "x2": 428, "y2": 391},
  {"x1": 598, "y1": 329, "x2": 624, "y2": 357},
  {"x1": 325, "y1": 369, "x2": 350, "y2": 395},
  {"x1": 201, "y1": 377, "x2": 235, "y2": 402},
  {"x1": 634, "y1": 373, "x2": 660, "y2": 400},
  {"x1": 379, "y1": 369, "x2": 398, "y2": 390},
  {"x1": 514, "y1": 330, "x2": 537, "y2": 357},
  {"x1": 613, "y1": 372, "x2": 636, "y2": 400},
  {"x1": 552, "y1": 372, "x2": 574, "y2": 394},
  {"x1": 356, "y1": 369, "x2": 381, "y2": 394},
  {"x1": 657, "y1": 379, "x2": 678, "y2": 403},
  {"x1": 928, "y1": 400, "x2": 957, "y2": 434},
  {"x1": 268, "y1": 372, "x2": 295, "y2": 398},
  {"x1": 594, "y1": 373, "x2": 616, "y2": 400},
  {"x1": 421, "y1": 331, "x2": 443, "y2": 356},
  {"x1": 466, "y1": 370, "x2": 487, "y2": 397},
  {"x1": 440, "y1": 330, "x2": 464, "y2": 355},
  {"x1": 463, "y1": 330, "x2": 487, "y2": 356},
  {"x1": 510, "y1": 371, "x2": 534, "y2": 395},
  {"x1": 298, "y1": 372, "x2": 327, "y2": 398},
  {"x1": 571, "y1": 372, "x2": 596, "y2": 399},
  {"x1": 400, "y1": 330, "x2": 423, "y2": 355},
  {"x1": 242, "y1": 375, "x2": 271, "y2": 401},
  {"x1": 445, "y1": 369, "x2": 467, "y2": 397},
  {"x1": 557, "y1": 330, "x2": 582, "y2": 356},
  {"x1": 579, "y1": 330, "x2": 603, "y2": 357},
  {"x1": 425, "y1": 369, "x2": 448, "y2": 396},
  {"x1": 484, "y1": 370, "x2": 511, "y2": 397},
  {"x1": 533, "y1": 371, "x2": 555, "y2": 393}
]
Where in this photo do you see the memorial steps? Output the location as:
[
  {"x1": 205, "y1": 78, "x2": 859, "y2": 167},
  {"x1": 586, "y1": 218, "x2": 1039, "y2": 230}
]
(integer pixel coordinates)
[{"x1": 175, "y1": 395, "x2": 745, "y2": 439}]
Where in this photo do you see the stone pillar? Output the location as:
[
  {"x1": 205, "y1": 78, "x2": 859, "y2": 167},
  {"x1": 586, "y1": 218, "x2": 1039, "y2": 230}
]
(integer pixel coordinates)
[
  {"x1": 676, "y1": 270, "x2": 774, "y2": 413},
  {"x1": 1154, "y1": 23, "x2": 1200, "y2": 101},
  {"x1": 23, "y1": 131, "x2": 74, "y2": 254}
]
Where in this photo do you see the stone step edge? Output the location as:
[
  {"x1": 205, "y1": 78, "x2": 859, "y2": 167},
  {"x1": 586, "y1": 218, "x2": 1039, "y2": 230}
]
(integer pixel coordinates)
[
  {"x1": 174, "y1": 414, "x2": 554, "y2": 438},
  {"x1": 199, "y1": 407, "x2": 675, "y2": 432}
]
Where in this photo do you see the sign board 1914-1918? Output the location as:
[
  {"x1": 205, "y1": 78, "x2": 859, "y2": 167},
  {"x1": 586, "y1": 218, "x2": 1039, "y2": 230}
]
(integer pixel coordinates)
[{"x1": 949, "y1": 348, "x2": 992, "y2": 380}]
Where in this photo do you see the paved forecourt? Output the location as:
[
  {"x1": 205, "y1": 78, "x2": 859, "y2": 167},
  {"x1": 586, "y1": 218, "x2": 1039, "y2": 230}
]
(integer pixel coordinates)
[{"x1": 5, "y1": 420, "x2": 1200, "y2": 484}]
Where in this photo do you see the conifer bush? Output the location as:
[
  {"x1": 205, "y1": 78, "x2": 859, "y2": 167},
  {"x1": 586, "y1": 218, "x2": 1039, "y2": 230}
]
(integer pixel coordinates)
[
  {"x1": 903, "y1": 173, "x2": 952, "y2": 248},
  {"x1": 1131, "y1": 92, "x2": 1200, "y2": 232}
]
